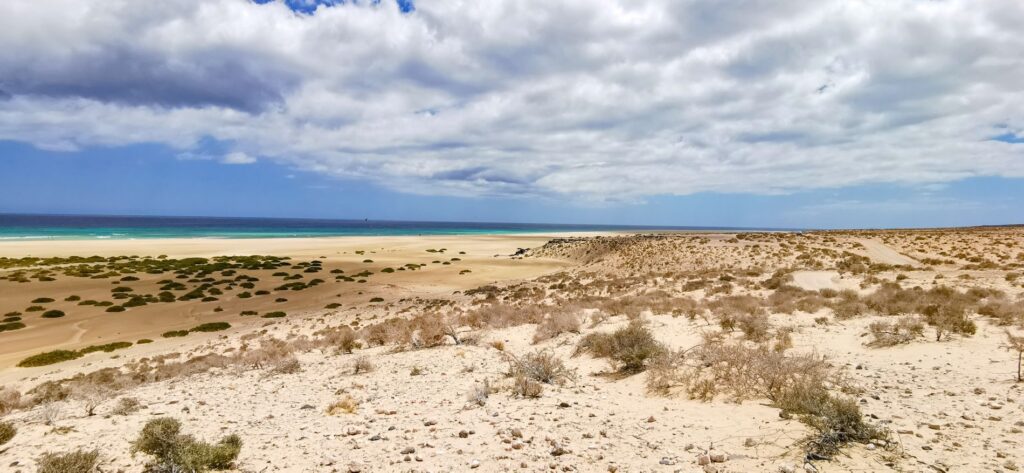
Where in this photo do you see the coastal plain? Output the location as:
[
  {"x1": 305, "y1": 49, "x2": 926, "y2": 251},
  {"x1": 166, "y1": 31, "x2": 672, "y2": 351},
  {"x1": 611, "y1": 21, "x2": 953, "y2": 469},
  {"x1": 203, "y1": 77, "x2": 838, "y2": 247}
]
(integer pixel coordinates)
[{"x1": 0, "y1": 229, "x2": 1022, "y2": 472}]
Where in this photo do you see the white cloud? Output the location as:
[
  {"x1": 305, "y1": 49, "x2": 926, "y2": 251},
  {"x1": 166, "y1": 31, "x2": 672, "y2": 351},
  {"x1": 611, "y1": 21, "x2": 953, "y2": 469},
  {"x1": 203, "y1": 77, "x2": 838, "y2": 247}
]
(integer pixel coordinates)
[
  {"x1": 1, "y1": 0, "x2": 1023, "y2": 199},
  {"x1": 221, "y1": 151, "x2": 257, "y2": 165}
]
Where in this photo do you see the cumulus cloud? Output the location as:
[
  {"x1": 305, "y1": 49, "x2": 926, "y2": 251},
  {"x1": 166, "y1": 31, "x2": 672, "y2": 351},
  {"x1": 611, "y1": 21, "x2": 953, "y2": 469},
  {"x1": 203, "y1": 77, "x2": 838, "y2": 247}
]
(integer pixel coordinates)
[{"x1": 1, "y1": 0, "x2": 1023, "y2": 200}]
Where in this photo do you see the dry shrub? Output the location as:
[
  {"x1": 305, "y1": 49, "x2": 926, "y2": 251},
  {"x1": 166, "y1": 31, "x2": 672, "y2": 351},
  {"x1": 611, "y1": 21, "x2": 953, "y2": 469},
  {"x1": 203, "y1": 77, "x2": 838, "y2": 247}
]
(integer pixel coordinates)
[
  {"x1": 512, "y1": 374, "x2": 543, "y2": 398},
  {"x1": 774, "y1": 380, "x2": 885, "y2": 459},
  {"x1": 72, "y1": 384, "x2": 111, "y2": 416},
  {"x1": 0, "y1": 386, "x2": 22, "y2": 414},
  {"x1": 867, "y1": 316, "x2": 925, "y2": 347},
  {"x1": 317, "y1": 325, "x2": 358, "y2": 353},
  {"x1": 737, "y1": 313, "x2": 772, "y2": 342},
  {"x1": 505, "y1": 350, "x2": 576, "y2": 385},
  {"x1": 488, "y1": 340, "x2": 505, "y2": 351},
  {"x1": 1005, "y1": 330, "x2": 1024, "y2": 382},
  {"x1": 0, "y1": 420, "x2": 15, "y2": 446},
  {"x1": 326, "y1": 395, "x2": 359, "y2": 415},
  {"x1": 768, "y1": 286, "x2": 826, "y2": 314},
  {"x1": 111, "y1": 397, "x2": 142, "y2": 416},
  {"x1": 131, "y1": 417, "x2": 241, "y2": 472},
  {"x1": 923, "y1": 301, "x2": 976, "y2": 341},
  {"x1": 238, "y1": 338, "x2": 296, "y2": 370},
  {"x1": 350, "y1": 356, "x2": 374, "y2": 375},
  {"x1": 532, "y1": 309, "x2": 582, "y2": 343},
  {"x1": 645, "y1": 338, "x2": 883, "y2": 459},
  {"x1": 361, "y1": 318, "x2": 412, "y2": 347},
  {"x1": 462, "y1": 303, "x2": 544, "y2": 329},
  {"x1": 977, "y1": 299, "x2": 1024, "y2": 326},
  {"x1": 37, "y1": 449, "x2": 100, "y2": 473},
  {"x1": 270, "y1": 355, "x2": 301, "y2": 374},
  {"x1": 830, "y1": 290, "x2": 868, "y2": 319},
  {"x1": 466, "y1": 379, "x2": 494, "y2": 406},
  {"x1": 574, "y1": 320, "x2": 665, "y2": 374}
]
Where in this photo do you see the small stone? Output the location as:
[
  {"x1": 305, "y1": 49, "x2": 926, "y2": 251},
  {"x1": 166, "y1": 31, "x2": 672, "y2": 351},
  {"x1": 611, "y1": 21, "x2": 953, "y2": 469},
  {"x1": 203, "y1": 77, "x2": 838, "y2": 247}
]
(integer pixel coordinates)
[
  {"x1": 659, "y1": 457, "x2": 675, "y2": 465},
  {"x1": 459, "y1": 430, "x2": 470, "y2": 438},
  {"x1": 401, "y1": 446, "x2": 415, "y2": 454},
  {"x1": 347, "y1": 463, "x2": 363, "y2": 473},
  {"x1": 710, "y1": 453, "x2": 728, "y2": 463},
  {"x1": 697, "y1": 454, "x2": 711, "y2": 466},
  {"x1": 647, "y1": 416, "x2": 656, "y2": 423},
  {"x1": 469, "y1": 459, "x2": 481, "y2": 469}
]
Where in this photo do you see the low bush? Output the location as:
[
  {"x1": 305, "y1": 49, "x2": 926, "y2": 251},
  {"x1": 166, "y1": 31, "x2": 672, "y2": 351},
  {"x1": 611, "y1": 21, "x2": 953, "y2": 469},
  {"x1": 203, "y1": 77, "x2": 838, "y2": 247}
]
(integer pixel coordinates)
[
  {"x1": 37, "y1": 449, "x2": 100, "y2": 473},
  {"x1": 326, "y1": 395, "x2": 359, "y2": 415},
  {"x1": 105, "y1": 305, "x2": 126, "y2": 313},
  {"x1": 32, "y1": 297, "x2": 55, "y2": 303},
  {"x1": 42, "y1": 309, "x2": 66, "y2": 318},
  {"x1": 867, "y1": 316, "x2": 925, "y2": 347},
  {"x1": 350, "y1": 356, "x2": 374, "y2": 375},
  {"x1": 505, "y1": 350, "x2": 576, "y2": 385},
  {"x1": 17, "y1": 350, "x2": 82, "y2": 367},
  {"x1": 162, "y1": 330, "x2": 189, "y2": 338},
  {"x1": 112, "y1": 397, "x2": 142, "y2": 415},
  {"x1": 0, "y1": 321, "x2": 26, "y2": 332},
  {"x1": 262, "y1": 311, "x2": 286, "y2": 318},
  {"x1": 574, "y1": 320, "x2": 665, "y2": 374},
  {"x1": 190, "y1": 322, "x2": 231, "y2": 333},
  {"x1": 532, "y1": 309, "x2": 581, "y2": 343},
  {"x1": 132, "y1": 417, "x2": 241, "y2": 472},
  {"x1": 0, "y1": 420, "x2": 15, "y2": 445},
  {"x1": 79, "y1": 342, "x2": 132, "y2": 355}
]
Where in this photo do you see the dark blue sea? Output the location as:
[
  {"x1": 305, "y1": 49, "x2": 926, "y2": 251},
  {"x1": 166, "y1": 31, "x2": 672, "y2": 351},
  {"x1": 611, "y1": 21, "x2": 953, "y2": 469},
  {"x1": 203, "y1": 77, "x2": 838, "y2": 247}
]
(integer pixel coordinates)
[{"x1": 0, "y1": 214, "x2": 775, "y2": 241}]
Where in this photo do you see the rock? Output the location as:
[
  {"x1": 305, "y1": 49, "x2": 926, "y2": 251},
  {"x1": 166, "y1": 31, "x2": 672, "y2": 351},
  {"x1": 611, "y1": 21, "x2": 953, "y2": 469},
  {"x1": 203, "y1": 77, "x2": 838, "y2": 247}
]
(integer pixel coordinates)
[
  {"x1": 697, "y1": 454, "x2": 711, "y2": 466},
  {"x1": 646, "y1": 416, "x2": 656, "y2": 423},
  {"x1": 459, "y1": 430, "x2": 470, "y2": 438},
  {"x1": 551, "y1": 445, "x2": 570, "y2": 456},
  {"x1": 659, "y1": 457, "x2": 676, "y2": 465},
  {"x1": 400, "y1": 446, "x2": 415, "y2": 454},
  {"x1": 710, "y1": 453, "x2": 728, "y2": 463},
  {"x1": 424, "y1": 420, "x2": 437, "y2": 426},
  {"x1": 779, "y1": 464, "x2": 797, "y2": 473},
  {"x1": 469, "y1": 459, "x2": 481, "y2": 469},
  {"x1": 347, "y1": 463, "x2": 363, "y2": 473}
]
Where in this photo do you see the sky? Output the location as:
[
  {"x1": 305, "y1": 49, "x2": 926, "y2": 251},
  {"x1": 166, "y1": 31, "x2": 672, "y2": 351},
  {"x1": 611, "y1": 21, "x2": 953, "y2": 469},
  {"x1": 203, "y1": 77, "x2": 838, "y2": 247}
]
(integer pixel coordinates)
[{"x1": 1, "y1": 0, "x2": 1023, "y2": 229}]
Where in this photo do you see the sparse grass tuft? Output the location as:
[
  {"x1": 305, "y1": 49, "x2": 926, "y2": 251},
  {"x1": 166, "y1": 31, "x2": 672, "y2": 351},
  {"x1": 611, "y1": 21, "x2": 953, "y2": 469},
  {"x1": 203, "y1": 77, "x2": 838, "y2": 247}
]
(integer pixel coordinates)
[{"x1": 37, "y1": 449, "x2": 100, "y2": 473}]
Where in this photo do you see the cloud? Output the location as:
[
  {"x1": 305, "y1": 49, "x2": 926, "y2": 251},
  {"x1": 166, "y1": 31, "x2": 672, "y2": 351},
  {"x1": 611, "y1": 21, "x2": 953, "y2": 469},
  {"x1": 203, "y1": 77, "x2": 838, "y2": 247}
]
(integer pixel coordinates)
[
  {"x1": 221, "y1": 151, "x2": 257, "y2": 165},
  {"x1": 1, "y1": 0, "x2": 1024, "y2": 200}
]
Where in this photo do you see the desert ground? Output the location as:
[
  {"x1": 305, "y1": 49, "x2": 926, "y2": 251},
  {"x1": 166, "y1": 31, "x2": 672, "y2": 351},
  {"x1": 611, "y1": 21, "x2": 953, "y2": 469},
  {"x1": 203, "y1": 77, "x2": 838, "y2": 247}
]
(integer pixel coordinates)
[{"x1": 1, "y1": 229, "x2": 1023, "y2": 472}]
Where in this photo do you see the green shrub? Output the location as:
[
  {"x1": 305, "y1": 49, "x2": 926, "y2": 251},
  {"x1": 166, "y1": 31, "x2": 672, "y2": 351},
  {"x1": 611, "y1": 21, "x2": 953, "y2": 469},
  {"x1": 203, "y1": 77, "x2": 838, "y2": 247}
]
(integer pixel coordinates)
[
  {"x1": 25, "y1": 305, "x2": 45, "y2": 312},
  {"x1": 17, "y1": 350, "x2": 82, "y2": 367},
  {"x1": 32, "y1": 297, "x2": 55, "y2": 303},
  {"x1": 111, "y1": 286, "x2": 133, "y2": 293},
  {"x1": 0, "y1": 322, "x2": 26, "y2": 332},
  {"x1": 132, "y1": 417, "x2": 241, "y2": 472},
  {"x1": 162, "y1": 330, "x2": 189, "y2": 338},
  {"x1": 262, "y1": 311, "x2": 286, "y2": 318},
  {"x1": 574, "y1": 321, "x2": 665, "y2": 374},
  {"x1": 42, "y1": 309, "x2": 66, "y2": 318},
  {"x1": 240, "y1": 310, "x2": 258, "y2": 316},
  {"x1": 64, "y1": 295, "x2": 81, "y2": 302},
  {"x1": 78, "y1": 342, "x2": 132, "y2": 354},
  {"x1": 0, "y1": 420, "x2": 15, "y2": 446},
  {"x1": 137, "y1": 338, "x2": 154, "y2": 344},
  {"x1": 325, "y1": 303, "x2": 342, "y2": 309},
  {"x1": 37, "y1": 449, "x2": 100, "y2": 473},
  {"x1": 3, "y1": 311, "x2": 21, "y2": 317},
  {"x1": 190, "y1": 322, "x2": 230, "y2": 333},
  {"x1": 105, "y1": 305, "x2": 126, "y2": 313},
  {"x1": 369, "y1": 297, "x2": 384, "y2": 303}
]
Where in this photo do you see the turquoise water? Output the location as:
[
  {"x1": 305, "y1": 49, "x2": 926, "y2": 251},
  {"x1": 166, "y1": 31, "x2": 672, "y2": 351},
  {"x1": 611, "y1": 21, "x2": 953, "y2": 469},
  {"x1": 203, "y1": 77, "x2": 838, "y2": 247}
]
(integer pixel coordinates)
[{"x1": 0, "y1": 214, "x2": 767, "y2": 241}]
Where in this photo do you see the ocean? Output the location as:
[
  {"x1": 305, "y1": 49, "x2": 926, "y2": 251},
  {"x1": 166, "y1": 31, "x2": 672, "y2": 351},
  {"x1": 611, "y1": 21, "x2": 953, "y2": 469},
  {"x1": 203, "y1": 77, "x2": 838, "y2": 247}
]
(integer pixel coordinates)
[{"x1": 0, "y1": 214, "x2": 770, "y2": 241}]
